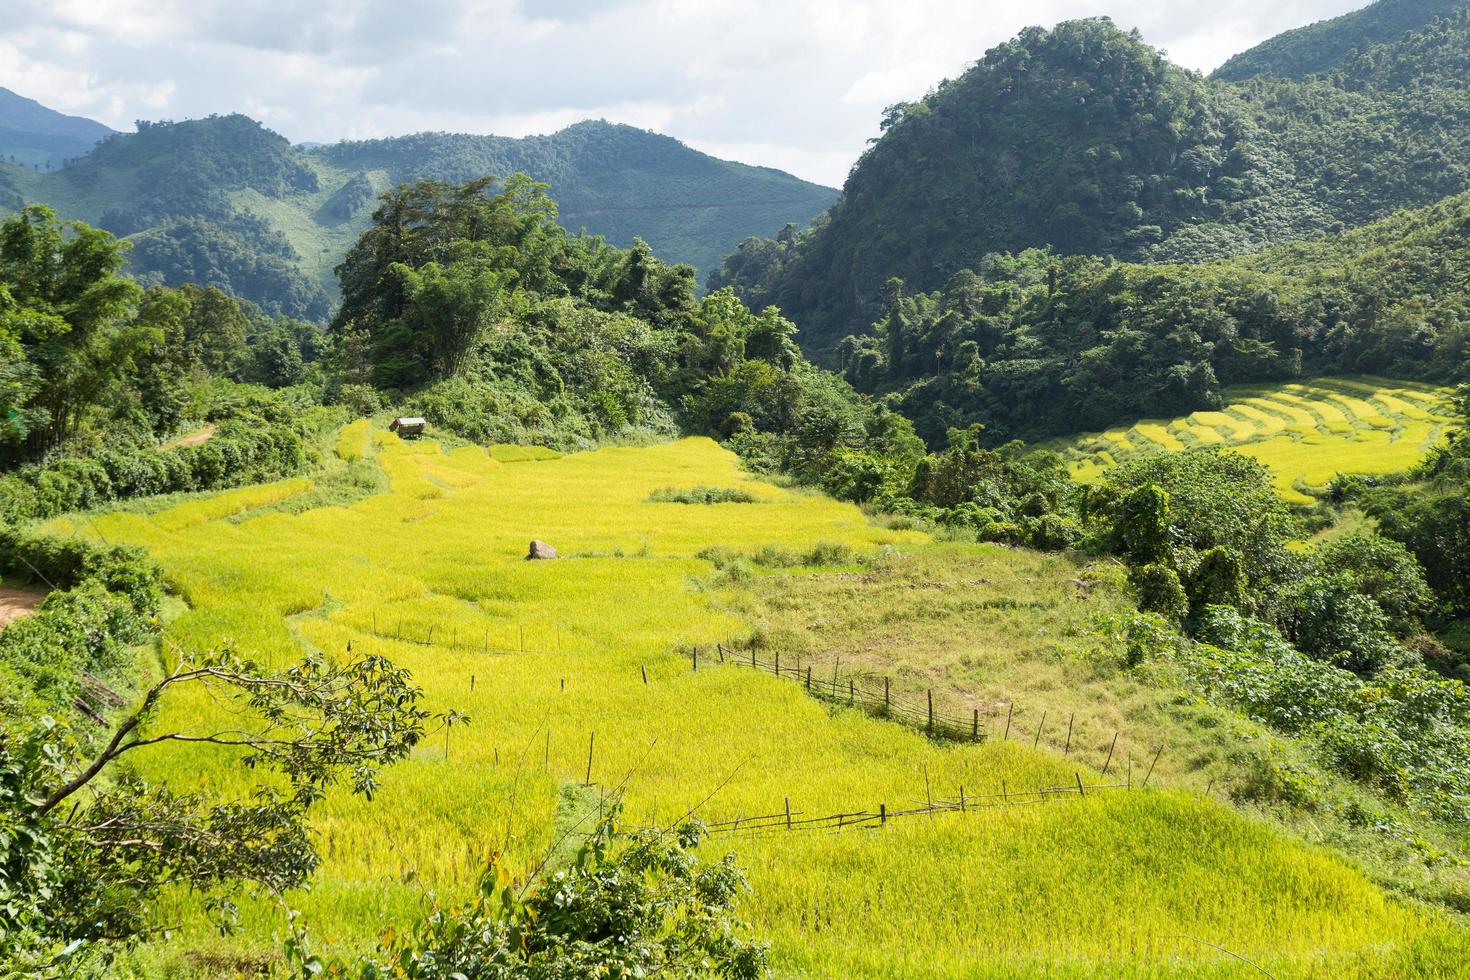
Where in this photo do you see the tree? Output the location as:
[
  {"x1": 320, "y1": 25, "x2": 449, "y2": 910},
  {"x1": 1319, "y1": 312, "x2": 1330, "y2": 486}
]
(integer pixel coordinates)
[
  {"x1": 0, "y1": 207, "x2": 143, "y2": 454},
  {"x1": 1, "y1": 646, "x2": 445, "y2": 971}
]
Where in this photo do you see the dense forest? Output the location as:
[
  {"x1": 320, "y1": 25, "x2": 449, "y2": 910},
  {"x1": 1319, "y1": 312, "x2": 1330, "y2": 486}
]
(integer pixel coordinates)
[
  {"x1": 835, "y1": 187, "x2": 1470, "y2": 445},
  {"x1": 712, "y1": 7, "x2": 1470, "y2": 353}
]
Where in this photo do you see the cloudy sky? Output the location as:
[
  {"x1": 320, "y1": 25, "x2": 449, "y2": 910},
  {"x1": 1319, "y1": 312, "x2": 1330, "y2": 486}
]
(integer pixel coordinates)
[{"x1": 0, "y1": 0, "x2": 1366, "y2": 186}]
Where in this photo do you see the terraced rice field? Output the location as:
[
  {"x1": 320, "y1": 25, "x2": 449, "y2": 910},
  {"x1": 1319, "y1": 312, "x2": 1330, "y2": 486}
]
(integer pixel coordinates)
[
  {"x1": 53, "y1": 430, "x2": 1469, "y2": 976},
  {"x1": 1064, "y1": 377, "x2": 1455, "y2": 503}
]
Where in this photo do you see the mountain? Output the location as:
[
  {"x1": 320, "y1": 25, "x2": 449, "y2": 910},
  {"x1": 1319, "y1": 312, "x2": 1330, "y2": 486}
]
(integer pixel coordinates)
[
  {"x1": 317, "y1": 122, "x2": 839, "y2": 280},
  {"x1": 0, "y1": 113, "x2": 837, "y2": 320},
  {"x1": 0, "y1": 87, "x2": 115, "y2": 170},
  {"x1": 711, "y1": 9, "x2": 1470, "y2": 355},
  {"x1": 1213, "y1": 0, "x2": 1466, "y2": 81}
]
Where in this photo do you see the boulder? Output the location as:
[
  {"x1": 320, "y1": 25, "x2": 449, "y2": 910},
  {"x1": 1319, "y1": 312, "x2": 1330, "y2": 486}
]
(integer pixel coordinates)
[{"x1": 527, "y1": 540, "x2": 558, "y2": 560}]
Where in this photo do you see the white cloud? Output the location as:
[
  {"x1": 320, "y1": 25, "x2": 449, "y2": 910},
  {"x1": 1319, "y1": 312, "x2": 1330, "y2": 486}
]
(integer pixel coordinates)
[{"x1": 0, "y1": 0, "x2": 1369, "y2": 185}]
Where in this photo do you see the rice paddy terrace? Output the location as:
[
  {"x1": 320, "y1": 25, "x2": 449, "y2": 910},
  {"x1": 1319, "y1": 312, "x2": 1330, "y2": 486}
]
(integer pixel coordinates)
[
  {"x1": 1062, "y1": 376, "x2": 1456, "y2": 503},
  {"x1": 56, "y1": 429, "x2": 1470, "y2": 976}
]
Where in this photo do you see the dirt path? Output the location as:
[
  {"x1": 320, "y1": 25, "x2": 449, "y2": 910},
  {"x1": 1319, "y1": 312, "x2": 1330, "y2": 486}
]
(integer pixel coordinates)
[
  {"x1": 158, "y1": 424, "x2": 217, "y2": 451},
  {"x1": 0, "y1": 586, "x2": 46, "y2": 628}
]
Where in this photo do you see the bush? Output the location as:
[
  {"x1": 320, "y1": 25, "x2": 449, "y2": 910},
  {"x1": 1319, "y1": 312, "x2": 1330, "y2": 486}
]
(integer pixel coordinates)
[
  {"x1": 1276, "y1": 573, "x2": 1401, "y2": 675},
  {"x1": 0, "y1": 419, "x2": 311, "y2": 524},
  {"x1": 648, "y1": 486, "x2": 757, "y2": 504},
  {"x1": 1314, "y1": 533, "x2": 1433, "y2": 635},
  {"x1": 1129, "y1": 563, "x2": 1189, "y2": 622},
  {"x1": 341, "y1": 807, "x2": 768, "y2": 979}
]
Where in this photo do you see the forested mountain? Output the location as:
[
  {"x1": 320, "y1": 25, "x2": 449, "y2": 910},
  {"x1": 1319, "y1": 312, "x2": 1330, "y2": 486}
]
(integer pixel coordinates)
[
  {"x1": 837, "y1": 186, "x2": 1470, "y2": 446},
  {"x1": 0, "y1": 112, "x2": 836, "y2": 320},
  {"x1": 0, "y1": 88, "x2": 114, "y2": 171},
  {"x1": 712, "y1": 9, "x2": 1470, "y2": 354},
  {"x1": 1214, "y1": 0, "x2": 1465, "y2": 81}
]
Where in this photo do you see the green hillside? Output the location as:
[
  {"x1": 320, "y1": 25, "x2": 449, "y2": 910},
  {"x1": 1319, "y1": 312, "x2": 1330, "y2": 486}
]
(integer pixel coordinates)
[
  {"x1": 834, "y1": 185, "x2": 1470, "y2": 445},
  {"x1": 1214, "y1": 0, "x2": 1467, "y2": 80},
  {"x1": 712, "y1": 11, "x2": 1470, "y2": 353},
  {"x1": 0, "y1": 114, "x2": 836, "y2": 320}
]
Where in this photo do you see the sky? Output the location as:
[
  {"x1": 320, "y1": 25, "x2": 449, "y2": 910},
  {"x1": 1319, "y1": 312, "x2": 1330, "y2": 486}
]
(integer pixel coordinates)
[{"x1": 0, "y1": 0, "x2": 1368, "y2": 187}]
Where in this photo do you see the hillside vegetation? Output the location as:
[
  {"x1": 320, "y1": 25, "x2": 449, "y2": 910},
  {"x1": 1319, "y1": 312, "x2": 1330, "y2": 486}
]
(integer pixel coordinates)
[
  {"x1": 713, "y1": 10, "x2": 1470, "y2": 352},
  {"x1": 1214, "y1": 0, "x2": 1465, "y2": 81},
  {"x1": 0, "y1": 114, "x2": 835, "y2": 319},
  {"x1": 58, "y1": 433, "x2": 1470, "y2": 977},
  {"x1": 832, "y1": 186, "x2": 1470, "y2": 446}
]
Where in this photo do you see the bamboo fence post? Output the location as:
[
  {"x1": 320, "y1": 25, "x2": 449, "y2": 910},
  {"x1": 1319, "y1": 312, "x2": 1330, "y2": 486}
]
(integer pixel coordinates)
[
  {"x1": 1142, "y1": 746, "x2": 1163, "y2": 788},
  {"x1": 1102, "y1": 732, "x2": 1118, "y2": 775},
  {"x1": 1004, "y1": 702, "x2": 1013, "y2": 740},
  {"x1": 884, "y1": 676, "x2": 890, "y2": 711},
  {"x1": 470, "y1": 674, "x2": 475, "y2": 691},
  {"x1": 785, "y1": 797, "x2": 792, "y2": 830},
  {"x1": 1075, "y1": 772, "x2": 1086, "y2": 797},
  {"x1": 1034, "y1": 710, "x2": 1047, "y2": 749},
  {"x1": 806, "y1": 666, "x2": 812, "y2": 692},
  {"x1": 849, "y1": 678, "x2": 854, "y2": 704},
  {"x1": 959, "y1": 785, "x2": 967, "y2": 812},
  {"x1": 641, "y1": 664, "x2": 648, "y2": 684},
  {"x1": 585, "y1": 731, "x2": 594, "y2": 785},
  {"x1": 1065, "y1": 713, "x2": 1074, "y2": 756},
  {"x1": 972, "y1": 708, "x2": 979, "y2": 742},
  {"x1": 927, "y1": 689, "x2": 934, "y2": 733},
  {"x1": 879, "y1": 803, "x2": 887, "y2": 825}
]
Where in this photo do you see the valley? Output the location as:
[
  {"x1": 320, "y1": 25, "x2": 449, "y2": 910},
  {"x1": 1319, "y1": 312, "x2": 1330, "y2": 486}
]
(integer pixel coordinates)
[
  {"x1": 59, "y1": 431, "x2": 1468, "y2": 977},
  {"x1": 3, "y1": 0, "x2": 1470, "y2": 976}
]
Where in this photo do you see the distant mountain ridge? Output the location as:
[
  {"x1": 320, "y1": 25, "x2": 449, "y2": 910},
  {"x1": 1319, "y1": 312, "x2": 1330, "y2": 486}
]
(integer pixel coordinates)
[
  {"x1": 0, "y1": 112, "x2": 837, "y2": 320},
  {"x1": 1213, "y1": 0, "x2": 1467, "y2": 81},
  {"x1": 0, "y1": 87, "x2": 115, "y2": 170}
]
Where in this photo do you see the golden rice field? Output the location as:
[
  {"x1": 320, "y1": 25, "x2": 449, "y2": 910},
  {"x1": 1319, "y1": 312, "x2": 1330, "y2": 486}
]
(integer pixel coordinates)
[
  {"x1": 1063, "y1": 376, "x2": 1456, "y2": 503},
  {"x1": 57, "y1": 428, "x2": 1470, "y2": 976}
]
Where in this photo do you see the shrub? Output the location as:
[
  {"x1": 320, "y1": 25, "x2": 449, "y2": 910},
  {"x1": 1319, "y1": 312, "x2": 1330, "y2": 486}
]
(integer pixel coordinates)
[
  {"x1": 1315, "y1": 533, "x2": 1433, "y2": 635},
  {"x1": 648, "y1": 486, "x2": 757, "y2": 504},
  {"x1": 342, "y1": 808, "x2": 768, "y2": 979},
  {"x1": 1276, "y1": 573, "x2": 1401, "y2": 675},
  {"x1": 1129, "y1": 563, "x2": 1189, "y2": 622}
]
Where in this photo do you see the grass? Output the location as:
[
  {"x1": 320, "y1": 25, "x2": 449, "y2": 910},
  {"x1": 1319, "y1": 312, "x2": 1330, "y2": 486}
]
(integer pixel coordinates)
[
  {"x1": 648, "y1": 485, "x2": 759, "y2": 504},
  {"x1": 61, "y1": 434, "x2": 1467, "y2": 976},
  {"x1": 1057, "y1": 376, "x2": 1455, "y2": 503}
]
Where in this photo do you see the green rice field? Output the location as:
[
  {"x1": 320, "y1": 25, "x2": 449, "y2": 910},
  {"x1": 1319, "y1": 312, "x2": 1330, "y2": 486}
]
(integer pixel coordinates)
[
  {"x1": 50, "y1": 428, "x2": 1470, "y2": 976},
  {"x1": 1062, "y1": 376, "x2": 1456, "y2": 503}
]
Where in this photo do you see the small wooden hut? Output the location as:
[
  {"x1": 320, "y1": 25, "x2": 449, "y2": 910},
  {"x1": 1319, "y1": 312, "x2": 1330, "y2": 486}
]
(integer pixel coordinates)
[{"x1": 389, "y1": 417, "x2": 427, "y2": 439}]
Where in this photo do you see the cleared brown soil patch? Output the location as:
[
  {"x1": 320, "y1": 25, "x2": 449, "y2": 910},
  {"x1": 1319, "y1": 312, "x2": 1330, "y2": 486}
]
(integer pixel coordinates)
[
  {"x1": 0, "y1": 586, "x2": 46, "y2": 627},
  {"x1": 158, "y1": 424, "x2": 217, "y2": 451}
]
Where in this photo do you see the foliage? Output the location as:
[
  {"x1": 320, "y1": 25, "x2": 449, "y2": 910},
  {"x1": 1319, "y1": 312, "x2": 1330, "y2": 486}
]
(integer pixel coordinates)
[
  {"x1": 0, "y1": 646, "x2": 437, "y2": 973},
  {"x1": 1174, "y1": 606, "x2": 1470, "y2": 822},
  {"x1": 1359, "y1": 383, "x2": 1470, "y2": 621},
  {"x1": 648, "y1": 486, "x2": 757, "y2": 504},
  {"x1": 5, "y1": 115, "x2": 834, "y2": 316},
  {"x1": 830, "y1": 189, "x2": 1470, "y2": 443},
  {"x1": 1213, "y1": 0, "x2": 1465, "y2": 81},
  {"x1": 337, "y1": 808, "x2": 766, "y2": 979},
  {"x1": 715, "y1": 10, "x2": 1470, "y2": 378}
]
